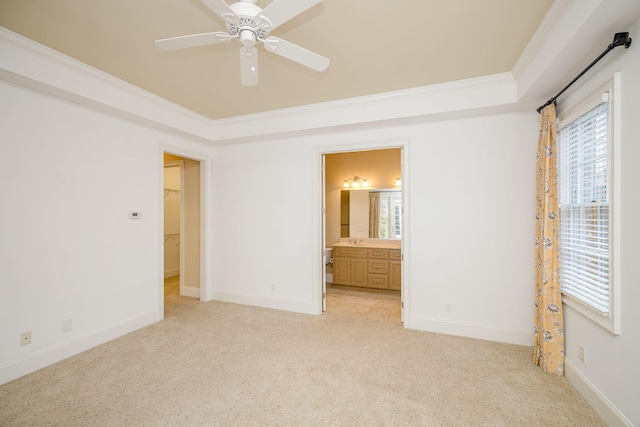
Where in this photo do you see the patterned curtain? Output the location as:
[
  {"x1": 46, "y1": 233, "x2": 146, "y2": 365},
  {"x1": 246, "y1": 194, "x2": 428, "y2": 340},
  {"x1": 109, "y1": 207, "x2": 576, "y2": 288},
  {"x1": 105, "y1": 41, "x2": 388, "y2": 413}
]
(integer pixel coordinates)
[
  {"x1": 369, "y1": 192, "x2": 380, "y2": 238},
  {"x1": 534, "y1": 104, "x2": 565, "y2": 376}
]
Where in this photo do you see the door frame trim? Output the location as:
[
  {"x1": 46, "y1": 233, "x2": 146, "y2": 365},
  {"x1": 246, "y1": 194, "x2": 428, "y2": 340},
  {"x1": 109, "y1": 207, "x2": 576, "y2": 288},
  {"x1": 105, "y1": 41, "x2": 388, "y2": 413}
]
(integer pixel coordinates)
[
  {"x1": 159, "y1": 145, "x2": 212, "y2": 318},
  {"x1": 316, "y1": 139, "x2": 410, "y2": 326}
]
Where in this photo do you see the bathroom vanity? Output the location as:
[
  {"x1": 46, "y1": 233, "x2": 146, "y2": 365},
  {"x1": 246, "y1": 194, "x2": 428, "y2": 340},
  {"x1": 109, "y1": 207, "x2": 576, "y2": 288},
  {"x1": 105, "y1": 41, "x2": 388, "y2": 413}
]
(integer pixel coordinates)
[{"x1": 332, "y1": 243, "x2": 401, "y2": 291}]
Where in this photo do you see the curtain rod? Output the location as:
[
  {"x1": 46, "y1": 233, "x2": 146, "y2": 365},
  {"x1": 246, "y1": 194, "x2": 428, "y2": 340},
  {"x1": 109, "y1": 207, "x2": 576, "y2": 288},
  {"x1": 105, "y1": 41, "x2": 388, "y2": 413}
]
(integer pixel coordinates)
[{"x1": 537, "y1": 32, "x2": 632, "y2": 113}]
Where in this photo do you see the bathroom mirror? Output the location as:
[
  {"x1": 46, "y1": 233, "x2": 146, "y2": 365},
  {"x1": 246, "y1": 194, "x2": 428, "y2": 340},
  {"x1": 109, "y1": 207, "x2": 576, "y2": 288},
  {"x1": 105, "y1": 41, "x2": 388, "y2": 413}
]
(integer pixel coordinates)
[{"x1": 340, "y1": 190, "x2": 401, "y2": 239}]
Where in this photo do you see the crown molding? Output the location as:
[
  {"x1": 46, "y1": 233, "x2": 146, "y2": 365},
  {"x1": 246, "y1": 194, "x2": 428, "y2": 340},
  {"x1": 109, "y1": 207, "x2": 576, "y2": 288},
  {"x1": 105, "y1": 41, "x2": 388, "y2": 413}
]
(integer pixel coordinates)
[
  {"x1": 1, "y1": 24, "x2": 520, "y2": 146},
  {"x1": 511, "y1": 0, "x2": 640, "y2": 104},
  {"x1": 512, "y1": 0, "x2": 603, "y2": 101},
  {"x1": 511, "y1": 0, "x2": 582, "y2": 84},
  {"x1": 210, "y1": 72, "x2": 517, "y2": 143},
  {"x1": 4, "y1": 0, "x2": 638, "y2": 145},
  {"x1": 0, "y1": 26, "x2": 215, "y2": 144}
]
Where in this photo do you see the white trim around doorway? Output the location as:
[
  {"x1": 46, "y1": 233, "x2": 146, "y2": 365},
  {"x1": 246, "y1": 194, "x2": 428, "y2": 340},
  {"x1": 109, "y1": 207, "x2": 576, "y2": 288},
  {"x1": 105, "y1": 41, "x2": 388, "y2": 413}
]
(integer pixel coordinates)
[
  {"x1": 314, "y1": 138, "x2": 411, "y2": 327},
  {"x1": 159, "y1": 145, "x2": 213, "y2": 318}
]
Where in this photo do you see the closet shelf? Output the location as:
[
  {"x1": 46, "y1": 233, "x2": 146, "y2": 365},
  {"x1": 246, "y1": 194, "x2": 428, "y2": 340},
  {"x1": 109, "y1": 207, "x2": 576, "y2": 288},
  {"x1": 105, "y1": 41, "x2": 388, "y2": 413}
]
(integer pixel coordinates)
[
  {"x1": 164, "y1": 233, "x2": 180, "y2": 245},
  {"x1": 163, "y1": 188, "x2": 180, "y2": 198}
]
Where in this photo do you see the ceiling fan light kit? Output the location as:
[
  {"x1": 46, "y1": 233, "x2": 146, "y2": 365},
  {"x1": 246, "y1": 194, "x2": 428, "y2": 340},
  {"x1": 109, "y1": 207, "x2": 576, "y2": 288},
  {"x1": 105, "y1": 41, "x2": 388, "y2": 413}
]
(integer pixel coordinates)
[{"x1": 156, "y1": 0, "x2": 330, "y2": 86}]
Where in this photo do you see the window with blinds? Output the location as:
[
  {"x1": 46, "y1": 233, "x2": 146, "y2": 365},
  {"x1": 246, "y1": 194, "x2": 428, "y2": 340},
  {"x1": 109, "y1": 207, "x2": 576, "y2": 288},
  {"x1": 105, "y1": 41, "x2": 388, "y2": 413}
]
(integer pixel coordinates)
[
  {"x1": 379, "y1": 192, "x2": 402, "y2": 240},
  {"x1": 558, "y1": 101, "x2": 610, "y2": 314}
]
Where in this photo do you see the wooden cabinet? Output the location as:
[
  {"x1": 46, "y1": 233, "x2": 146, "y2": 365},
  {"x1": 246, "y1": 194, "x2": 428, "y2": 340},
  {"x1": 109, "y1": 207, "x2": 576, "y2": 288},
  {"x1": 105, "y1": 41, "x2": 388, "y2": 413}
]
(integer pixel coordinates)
[
  {"x1": 333, "y1": 245, "x2": 401, "y2": 291},
  {"x1": 389, "y1": 250, "x2": 402, "y2": 291},
  {"x1": 389, "y1": 261, "x2": 402, "y2": 291},
  {"x1": 332, "y1": 246, "x2": 368, "y2": 287}
]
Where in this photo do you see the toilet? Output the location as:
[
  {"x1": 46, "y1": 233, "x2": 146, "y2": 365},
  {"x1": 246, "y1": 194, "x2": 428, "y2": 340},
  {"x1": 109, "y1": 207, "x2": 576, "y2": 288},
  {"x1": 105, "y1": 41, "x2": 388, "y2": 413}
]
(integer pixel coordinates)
[{"x1": 325, "y1": 247, "x2": 333, "y2": 265}]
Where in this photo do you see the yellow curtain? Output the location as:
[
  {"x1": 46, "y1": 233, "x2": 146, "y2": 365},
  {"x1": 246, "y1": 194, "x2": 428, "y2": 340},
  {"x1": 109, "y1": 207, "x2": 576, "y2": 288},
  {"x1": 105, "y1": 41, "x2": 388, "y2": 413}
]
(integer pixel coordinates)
[{"x1": 534, "y1": 104, "x2": 565, "y2": 375}]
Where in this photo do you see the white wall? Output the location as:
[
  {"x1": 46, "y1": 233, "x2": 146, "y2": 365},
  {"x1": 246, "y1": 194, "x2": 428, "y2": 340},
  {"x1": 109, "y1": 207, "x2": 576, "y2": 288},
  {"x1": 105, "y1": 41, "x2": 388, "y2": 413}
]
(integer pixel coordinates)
[
  {"x1": 211, "y1": 140, "x2": 320, "y2": 313},
  {"x1": 210, "y1": 110, "x2": 538, "y2": 346},
  {"x1": 0, "y1": 78, "x2": 211, "y2": 385},
  {"x1": 554, "y1": 17, "x2": 640, "y2": 427},
  {"x1": 407, "y1": 113, "x2": 537, "y2": 341}
]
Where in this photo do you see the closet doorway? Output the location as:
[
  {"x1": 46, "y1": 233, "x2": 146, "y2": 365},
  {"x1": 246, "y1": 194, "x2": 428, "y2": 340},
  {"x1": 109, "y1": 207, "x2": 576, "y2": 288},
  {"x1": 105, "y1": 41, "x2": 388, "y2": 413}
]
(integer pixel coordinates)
[
  {"x1": 163, "y1": 153, "x2": 201, "y2": 302},
  {"x1": 322, "y1": 147, "x2": 404, "y2": 323}
]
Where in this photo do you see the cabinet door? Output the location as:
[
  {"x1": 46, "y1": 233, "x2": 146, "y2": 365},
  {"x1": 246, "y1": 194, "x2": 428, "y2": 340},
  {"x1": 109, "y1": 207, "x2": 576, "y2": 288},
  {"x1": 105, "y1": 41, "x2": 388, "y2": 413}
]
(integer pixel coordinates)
[
  {"x1": 350, "y1": 258, "x2": 368, "y2": 287},
  {"x1": 390, "y1": 261, "x2": 402, "y2": 291},
  {"x1": 333, "y1": 257, "x2": 351, "y2": 285}
]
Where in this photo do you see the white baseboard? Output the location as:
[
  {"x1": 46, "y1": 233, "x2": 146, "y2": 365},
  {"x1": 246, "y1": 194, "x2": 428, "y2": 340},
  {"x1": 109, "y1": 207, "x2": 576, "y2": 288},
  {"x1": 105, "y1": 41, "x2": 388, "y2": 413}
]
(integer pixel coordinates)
[
  {"x1": 164, "y1": 268, "x2": 180, "y2": 278},
  {"x1": 182, "y1": 286, "x2": 200, "y2": 298},
  {"x1": 0, "y1": 311, "x2": 160, "y2": 385},
  {"x1": 565, "y1": 359, "x2": 632, "y2": 427},
  {"x1": 326, "y1": 273, "x2": 333, "y2": 283},
  {"x1": 211, "y1": 291, "x2": 317, "y2": 315},
  {"x1": 408, "y1": 314, "x2": 532, "y2": 346}
]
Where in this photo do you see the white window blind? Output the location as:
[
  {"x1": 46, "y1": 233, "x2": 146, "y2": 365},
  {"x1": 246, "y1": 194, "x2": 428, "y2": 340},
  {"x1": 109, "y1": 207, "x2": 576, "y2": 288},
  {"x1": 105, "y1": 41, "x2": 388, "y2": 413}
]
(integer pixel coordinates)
[
  {"x1": 379, "y1": 192, "x2": 402, "y2": 239},
  {"x1": 558, "y1": 101, "x2": 610, "y2": 314}
]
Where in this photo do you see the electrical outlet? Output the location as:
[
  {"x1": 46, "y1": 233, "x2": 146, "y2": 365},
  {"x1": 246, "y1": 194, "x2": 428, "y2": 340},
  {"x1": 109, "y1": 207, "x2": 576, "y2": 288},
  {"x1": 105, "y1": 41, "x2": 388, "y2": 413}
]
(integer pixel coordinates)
[
  {"x1": 579, "y1": 345, "x2": 586, "y2": 363},
  {"x1": 63, "y1": 319, "x2": 72, "y2": 333},
  {"x1": 20, "y1": 331, "x2": 31, "y2": 346},
  {"x1": 444, "y1": 302, "x2": 453, "y2": 312}
]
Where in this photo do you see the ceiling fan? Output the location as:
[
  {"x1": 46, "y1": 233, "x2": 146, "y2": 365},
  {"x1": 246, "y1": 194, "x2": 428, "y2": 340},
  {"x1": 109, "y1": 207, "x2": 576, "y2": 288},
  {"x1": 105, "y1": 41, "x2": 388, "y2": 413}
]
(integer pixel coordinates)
[{"x1": 155, "y1": 0, "x2": 329, "y2": 86}]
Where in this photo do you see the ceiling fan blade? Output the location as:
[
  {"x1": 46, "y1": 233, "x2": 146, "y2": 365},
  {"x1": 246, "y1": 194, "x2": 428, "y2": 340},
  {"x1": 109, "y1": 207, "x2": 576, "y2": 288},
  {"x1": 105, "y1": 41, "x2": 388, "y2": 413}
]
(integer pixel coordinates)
[
  {"x1": 258, "y1": 0, "x2": 322, "y2": 31},
  {"x1": 263, "y1": 36, "x2": 329, "y2": 72},
  {"x1": 200, "y1": 0, "x2": 239, "y2": 24},
  {"x1": 240, "y1": 47, "x2": 258, "y2": 86},
  {"x1": 155, "y1": 32, "x2": 232, "y2": 51}
]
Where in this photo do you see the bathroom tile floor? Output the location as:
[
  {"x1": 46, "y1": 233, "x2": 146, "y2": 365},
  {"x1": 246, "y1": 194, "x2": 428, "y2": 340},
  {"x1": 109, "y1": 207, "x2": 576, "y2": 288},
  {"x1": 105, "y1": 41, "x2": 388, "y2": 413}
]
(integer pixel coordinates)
[{"x1": 326, "y1": 284, "x2": 402, "y2": 325}]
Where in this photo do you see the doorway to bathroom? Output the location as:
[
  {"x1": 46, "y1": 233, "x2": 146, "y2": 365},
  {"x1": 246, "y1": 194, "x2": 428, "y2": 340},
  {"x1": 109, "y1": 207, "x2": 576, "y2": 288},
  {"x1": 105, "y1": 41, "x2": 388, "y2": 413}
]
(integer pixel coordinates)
[
  {"x1": 322, "y1": 147, "x2": 405, "y2": 324},
  {"x1": 163, "y1": 153, "x2": 201, "y2": 309}
]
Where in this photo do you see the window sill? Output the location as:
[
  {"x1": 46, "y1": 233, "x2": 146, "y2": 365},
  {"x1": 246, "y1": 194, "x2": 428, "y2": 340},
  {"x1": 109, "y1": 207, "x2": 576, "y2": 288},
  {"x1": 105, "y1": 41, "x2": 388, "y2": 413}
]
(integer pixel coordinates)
[{"x1": 562, "y1": 293, "x2": 619, "y2": 335}]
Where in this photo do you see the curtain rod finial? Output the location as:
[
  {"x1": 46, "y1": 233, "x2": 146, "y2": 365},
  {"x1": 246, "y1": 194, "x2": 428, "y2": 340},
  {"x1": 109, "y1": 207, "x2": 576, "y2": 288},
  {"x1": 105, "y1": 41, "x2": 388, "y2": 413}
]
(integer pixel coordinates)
[{"x1": 611, "y1": 32, "x2": 632, "y2": 49}]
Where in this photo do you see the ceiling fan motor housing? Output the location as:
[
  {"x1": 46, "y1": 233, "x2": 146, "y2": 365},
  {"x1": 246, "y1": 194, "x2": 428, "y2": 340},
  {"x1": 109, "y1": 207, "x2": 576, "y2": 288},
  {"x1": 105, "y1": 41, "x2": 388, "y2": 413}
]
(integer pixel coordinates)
[
  {"x1": 239, "y1": 29, "x2": 256, "y2": 47},
  {"x1": 226, "y1": 1, "x2": 270, "y2": 47}
]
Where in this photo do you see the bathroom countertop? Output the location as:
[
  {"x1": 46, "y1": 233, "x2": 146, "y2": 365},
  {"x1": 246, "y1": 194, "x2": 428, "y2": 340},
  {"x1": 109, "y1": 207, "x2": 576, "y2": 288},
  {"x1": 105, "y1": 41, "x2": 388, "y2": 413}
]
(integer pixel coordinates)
[{"x1": 332, "y1": 242, "x2": 401, "y2": 249}]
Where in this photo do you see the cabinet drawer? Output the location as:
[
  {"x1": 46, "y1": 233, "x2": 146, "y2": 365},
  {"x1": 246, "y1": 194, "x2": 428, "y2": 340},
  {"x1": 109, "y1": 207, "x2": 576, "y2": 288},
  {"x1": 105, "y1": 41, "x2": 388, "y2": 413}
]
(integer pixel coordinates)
[
  {"x1": 390, "y1": 250, "x2": 401, "y2": 260},
  {"x1": 333, "y1": 246, "x2": 367, "y2": 258},
  {"x1": 368, "y1": 260, "x2": 389, "y2": 274},
  {"x1": 368, "y1": 249, "x2": 389, "y2": 259},
  {"x1": 368, "y1": 274, "x2": 388, "y2": 289}
]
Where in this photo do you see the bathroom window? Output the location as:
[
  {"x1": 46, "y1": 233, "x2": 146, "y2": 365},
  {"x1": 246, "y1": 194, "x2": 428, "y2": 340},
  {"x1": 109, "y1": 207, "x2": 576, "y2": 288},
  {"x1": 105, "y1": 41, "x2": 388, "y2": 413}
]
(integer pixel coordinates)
[{"x1": 379, "y1": 192, "x2": 402, "y2": 239}]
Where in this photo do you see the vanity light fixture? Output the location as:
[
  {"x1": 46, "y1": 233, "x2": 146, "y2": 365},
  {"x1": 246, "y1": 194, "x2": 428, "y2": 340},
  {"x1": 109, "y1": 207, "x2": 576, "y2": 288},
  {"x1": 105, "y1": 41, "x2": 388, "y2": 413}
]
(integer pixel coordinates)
[
  {"x1": 395, "y1": 177, "x2": 402, "y2": 186},
  {"x1": 343, "y1": 176, "x2": 368, "y2": 188}
]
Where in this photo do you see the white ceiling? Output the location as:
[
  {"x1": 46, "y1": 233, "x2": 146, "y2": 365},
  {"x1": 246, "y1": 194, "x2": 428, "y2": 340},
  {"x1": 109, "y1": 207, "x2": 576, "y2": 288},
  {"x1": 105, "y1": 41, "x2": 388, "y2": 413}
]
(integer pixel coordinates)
[{"x1": 0, "y1": 0, "x2": 554, "y2": 120}]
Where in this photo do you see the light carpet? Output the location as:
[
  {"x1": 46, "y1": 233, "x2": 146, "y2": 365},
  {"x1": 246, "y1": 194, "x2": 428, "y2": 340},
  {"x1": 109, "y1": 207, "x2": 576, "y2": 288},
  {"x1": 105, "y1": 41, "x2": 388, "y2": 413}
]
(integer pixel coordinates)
[{"x1": 0, "y1": 279, "x2": 604, "y2": 426}]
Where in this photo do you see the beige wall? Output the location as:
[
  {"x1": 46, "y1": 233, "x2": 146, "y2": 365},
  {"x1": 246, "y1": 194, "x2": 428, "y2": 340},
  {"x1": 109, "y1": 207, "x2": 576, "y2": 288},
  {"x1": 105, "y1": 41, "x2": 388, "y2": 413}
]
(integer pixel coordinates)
[
  {"x1": 182, "y1": 158, "x2": 200, "y2": 291},
  {"x1": 325, "y1": 148, "x2": 401, "y2": 247}
]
